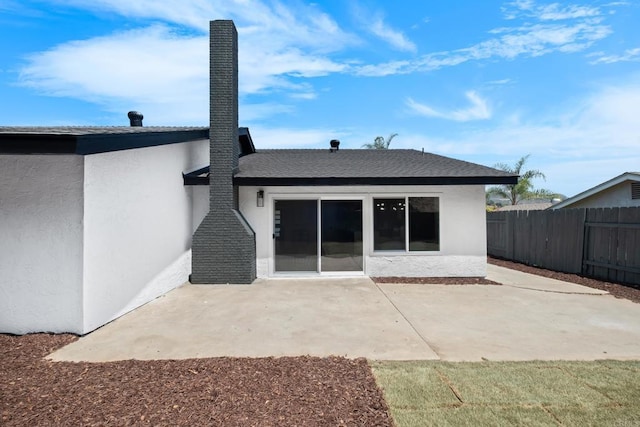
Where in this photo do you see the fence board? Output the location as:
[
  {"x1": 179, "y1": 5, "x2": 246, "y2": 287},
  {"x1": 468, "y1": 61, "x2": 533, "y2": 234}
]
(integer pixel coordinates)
[
  {"x1": 586, "y1": 208, "x2": 620, "y2": 282},
  {"x1": 616, "y1": 207, "x2": 640, "y2": 285},
  {"x1": 486, "y1": 211, "x2": 507, "y2": 258},
  {"x1": 487, "y1": 206, "x2": 640, "y2": 286}
]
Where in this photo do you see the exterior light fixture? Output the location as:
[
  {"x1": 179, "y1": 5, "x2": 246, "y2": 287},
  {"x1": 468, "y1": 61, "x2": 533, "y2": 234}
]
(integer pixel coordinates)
[{"x1": 257, "y1": 190, "x2": 264, "y2": 207}]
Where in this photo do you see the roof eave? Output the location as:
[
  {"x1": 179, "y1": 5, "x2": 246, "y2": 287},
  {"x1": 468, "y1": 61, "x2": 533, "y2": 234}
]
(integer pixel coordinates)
[
  {"x1": 0, "y1": 129, "x2": 209, "y2": 155},
  {"x1": 183, "y1": 166, "x2": 210, "y2": 185},
  {"x1": 230, "y1": 176, "x2": 518, "y2": 186}
]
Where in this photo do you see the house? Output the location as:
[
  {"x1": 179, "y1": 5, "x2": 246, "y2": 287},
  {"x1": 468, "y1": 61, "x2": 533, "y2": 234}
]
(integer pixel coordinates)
[
  {"x1": 0, "y1": 20, "x2": 517, "y2": 335},
  {"x1": 550, "y1": 172, "x2": 640, "y2": 210},
  {"x1": 0, "y1": 122, "x2": 210, "y2": 334},
  {"x1": 187, "y1": 20, "x2": 517, "y2": 283},
  {"x1": 186, "y1": 147, "x2": 517, "y2": 279}
]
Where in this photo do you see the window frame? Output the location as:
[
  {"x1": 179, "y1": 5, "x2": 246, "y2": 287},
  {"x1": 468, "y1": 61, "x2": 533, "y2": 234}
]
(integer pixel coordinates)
[{"x1": 371, "y1": 195, "x2": 441, "y2": 254}]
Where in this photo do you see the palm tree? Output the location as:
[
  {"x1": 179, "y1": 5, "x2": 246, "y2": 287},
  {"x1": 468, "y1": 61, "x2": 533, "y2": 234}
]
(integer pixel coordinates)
[
  {"x1": 487, "y1": 154, "x2": 558, "y2": 205},
  {"x1": 362, "y1": 133, "x2": 397, "y2": 149}
]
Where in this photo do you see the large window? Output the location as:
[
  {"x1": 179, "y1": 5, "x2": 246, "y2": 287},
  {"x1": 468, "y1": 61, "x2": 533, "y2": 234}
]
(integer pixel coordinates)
[
  {"x1": 408, "y1": 197, "x2": 439, "y2": 251},
  {"x1": 373, "y1": 199, "x2": 405, "y2": 250},
  {"x1": 373, "y1": 197, "x2": 439, "y2": 252}
]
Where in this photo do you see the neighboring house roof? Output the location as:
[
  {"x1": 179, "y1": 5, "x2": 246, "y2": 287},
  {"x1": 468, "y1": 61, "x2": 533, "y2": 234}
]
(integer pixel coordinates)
[
  {"x1": 186, "y1": 149, "x2": 518, "y2": 186},
  {"x1": 0, "y1": 126, "x2": 209, "y2": 155},
  {"x1": 550, "y1": 172, "x2": 640, "y2": 209},
  {"x1": 498, "y1": 202, "x2": 553, "y2": 211}
]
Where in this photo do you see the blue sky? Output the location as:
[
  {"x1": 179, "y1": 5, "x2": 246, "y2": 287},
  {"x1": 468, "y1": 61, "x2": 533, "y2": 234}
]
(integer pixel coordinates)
[{"x1": 1, "y1": 0, "x2": 639, "y2": 197}]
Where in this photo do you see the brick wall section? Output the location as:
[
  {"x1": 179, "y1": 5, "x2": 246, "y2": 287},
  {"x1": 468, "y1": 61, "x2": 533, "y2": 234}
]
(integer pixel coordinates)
[{"x1": 191, "y1": 20, "x2": 256, "y2": 284}]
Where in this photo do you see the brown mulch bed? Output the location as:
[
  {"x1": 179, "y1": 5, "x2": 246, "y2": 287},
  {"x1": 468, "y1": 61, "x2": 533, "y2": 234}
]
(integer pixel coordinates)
[
  {"x1": 488, "y1": 257, "x2": 640, "y2": 304},
  {"x1": 372, "y1": 276, "x2": 499, "y2": 285},
  {"x1": 0, "y1": 334, "x2": 392, "y2": 426}
]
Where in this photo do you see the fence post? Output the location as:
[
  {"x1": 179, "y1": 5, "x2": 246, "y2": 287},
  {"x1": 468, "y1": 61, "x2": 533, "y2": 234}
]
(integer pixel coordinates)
[{"x1": 580, "y1": 208, "x2": 588, "y2": 276}]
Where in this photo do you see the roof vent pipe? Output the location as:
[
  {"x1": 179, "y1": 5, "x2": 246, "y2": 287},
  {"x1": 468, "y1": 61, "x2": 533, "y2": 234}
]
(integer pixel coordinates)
[
  {"x1": 128, "y1": 111, "x2": 144, "y2": 127},
  {"x1": 329, "y1": 139, "x2": 340, "y2": 152}
]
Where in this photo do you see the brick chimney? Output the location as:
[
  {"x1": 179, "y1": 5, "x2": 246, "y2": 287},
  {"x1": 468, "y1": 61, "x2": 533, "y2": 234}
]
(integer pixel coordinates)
[{"x1": 191, "y1": 20, "x2": 256, "y2": 284}]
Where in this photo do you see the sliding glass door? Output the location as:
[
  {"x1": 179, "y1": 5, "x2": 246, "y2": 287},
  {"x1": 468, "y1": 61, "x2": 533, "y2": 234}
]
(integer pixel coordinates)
[
  {"x1": 321, "y1": 200, "x2": 363, "y2": 272},
  {"x1": 274, "y1": 200, "x2": 318, "y2": 272},
  {"x1": 274, "y1": 199, "x2": 363, "y2": 273}
]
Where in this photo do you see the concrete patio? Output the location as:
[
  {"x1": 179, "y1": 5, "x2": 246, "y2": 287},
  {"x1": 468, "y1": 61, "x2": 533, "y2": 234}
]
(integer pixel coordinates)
[{"x1": 49, "y1": 264, "x2": 640, "y2": 362}]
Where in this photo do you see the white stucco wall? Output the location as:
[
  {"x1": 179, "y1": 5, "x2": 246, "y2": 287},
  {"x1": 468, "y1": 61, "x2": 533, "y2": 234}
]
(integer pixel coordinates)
[
  {"x1": 82, "y1": 139, "x2": 208, "y2": 333},
  {"x1": 564, "y1": 181, "x2": 640, "y2": 209},
  {"x1": 1, "y1": 139, "x2": 208, "y2": 335},
  {"x1": 0, "y1": 155, "x2": 85, "y2": 334},
  {"x1": 239, "y1": 184, "x2": 487, "y2": 278}
]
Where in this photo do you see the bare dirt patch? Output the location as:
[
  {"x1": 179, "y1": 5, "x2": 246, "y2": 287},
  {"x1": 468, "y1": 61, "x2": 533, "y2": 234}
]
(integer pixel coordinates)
[
  {"x1": 488, "y1": 257, "x2": 640, "y2": 304},
  {"x1": 1, "y1": 334, "x2": 392, "y2": 426}
]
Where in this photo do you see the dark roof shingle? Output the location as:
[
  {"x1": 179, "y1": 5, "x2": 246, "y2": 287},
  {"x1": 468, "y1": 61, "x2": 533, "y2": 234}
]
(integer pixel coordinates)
[{"x1": 232, "y1": 149, "x2": 517, "y2": 186}]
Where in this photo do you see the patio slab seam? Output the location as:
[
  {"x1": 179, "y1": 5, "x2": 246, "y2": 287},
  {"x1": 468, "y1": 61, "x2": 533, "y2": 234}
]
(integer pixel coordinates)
[
  {"x1": 500, "y1": 283, "x2": 611, "y2": 296},
  {"x1": 374, "y1": 282, "x2": 442, "y2": 360}
]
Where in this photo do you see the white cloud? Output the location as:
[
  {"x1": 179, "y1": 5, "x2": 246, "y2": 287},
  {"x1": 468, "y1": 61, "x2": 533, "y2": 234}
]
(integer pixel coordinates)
[
  {"x1": 348, "y1": 3, "x2": 416, "y2": 53},
  {"x1": 590, "y1": 47, "x2": 640, "y2": 64},
  {"x1": 289, "y1": 92, "x2": 317, "y2": 100},
  {"x1": 406, "y1": 91, "x2": 492, "y2": 122},
  {"x1": 486, "y1": 78, "x2": 514, "y2": 85},
  {"x1": 369, "y1": 15, "x2": 417, "y2": 53},
  {"x1": 14, "y1": 0, "x2": 628, "y2": 134},
  {"x1": 502, "y1": 0, "x2": 601, "y2": 21},
  {"x1": 47, "y1": 0, "x2": 217, "y2": 31},
  {"x1": 398, "y1": 79, "x2": 640, "y2": 196},
  {"x1": 239, "y1": 44, "x2": 346, "y2": 93},
  {"x1": 353, "y1": 60, "x2": 411, "y2": 77},
  {"x1": 537, "y1": 4, "x2": 601, "y2": 21},
  {"x1": 602, "y1": 1, "x2": 630, "y2": 6},
  {"x1": 481, "y1": 20, "x2": 611, "y2": 56},
  {"x1": 17, "y1": 0, "x2": 352, "y2": 124},
  {"x1": 502, "y1": 0, "x2": 534, "y2": 19},
  {"x1": 356, "y1": 6, "x2": 611, "y2": 76},
  {"x1": 52, "y1": 0, "x2": 356, "y2": 52},
  {"x1": 439, "y1": 82, "x2": 640, "y2": 158},
  {"x1": 19, "y1": 26, "x2": 209, "y2": 125},
  {"x1": 20, "y1": 26, "x2": 205, "y2": 101}
]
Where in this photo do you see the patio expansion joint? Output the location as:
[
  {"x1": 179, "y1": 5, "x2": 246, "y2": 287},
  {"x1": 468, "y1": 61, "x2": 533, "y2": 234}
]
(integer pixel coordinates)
[
  {"x1": 502, "y1": 283, "x2": 610, "y2": 296},
  {"x1": 374, "y1": 282, "x2": 442, "y2": 360}
]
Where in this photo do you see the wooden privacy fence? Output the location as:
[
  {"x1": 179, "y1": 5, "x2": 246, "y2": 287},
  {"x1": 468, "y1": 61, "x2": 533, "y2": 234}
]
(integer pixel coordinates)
[{"x1": 487, "y1": 207, "x2": 640, "y2": 287}]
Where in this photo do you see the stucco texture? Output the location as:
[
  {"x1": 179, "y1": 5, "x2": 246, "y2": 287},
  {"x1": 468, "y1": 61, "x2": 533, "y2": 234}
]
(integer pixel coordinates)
[
  {"x1": 1, "y1": 139, "x2": 208, "y2": 335},
  {"x1": 239, "y1": 184, "x2": 487, "y2": 278},
  {"x1": 82, "y1": 140, "x2": 208, "y2": 332},
  {"x1": 0, "y1": 155, "x2": 84, "y2": 333}
]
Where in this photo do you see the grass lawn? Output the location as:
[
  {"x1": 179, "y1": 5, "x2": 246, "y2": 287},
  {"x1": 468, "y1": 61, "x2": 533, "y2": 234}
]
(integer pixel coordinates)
[{"x1": 372, "y1": 360, "x2": 640, "y2": 427}]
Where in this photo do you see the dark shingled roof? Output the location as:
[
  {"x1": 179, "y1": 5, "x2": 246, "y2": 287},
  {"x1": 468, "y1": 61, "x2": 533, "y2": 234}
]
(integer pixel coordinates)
[
  {"x1": 232, "y1": 149, "x2": 517, "y2": 185},
  {"x1": 0, "y1": 126, "x2": 209, "y2": 155},
  {"x1": 0, "y1": 126, "x2": 207, "y2": 135}
]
